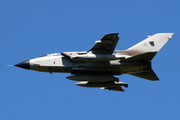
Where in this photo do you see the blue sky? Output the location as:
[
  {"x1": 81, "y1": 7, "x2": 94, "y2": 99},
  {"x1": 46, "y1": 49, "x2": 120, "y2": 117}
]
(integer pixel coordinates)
[{"x1": 1, "y1": 0, "x2": 180, "y2": 120}]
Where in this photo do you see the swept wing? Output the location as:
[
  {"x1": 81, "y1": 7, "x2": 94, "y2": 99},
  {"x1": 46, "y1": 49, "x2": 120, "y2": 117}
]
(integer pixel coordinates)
[{"x1": 88, "y1": 33, "x2": 119, "y2": 54}]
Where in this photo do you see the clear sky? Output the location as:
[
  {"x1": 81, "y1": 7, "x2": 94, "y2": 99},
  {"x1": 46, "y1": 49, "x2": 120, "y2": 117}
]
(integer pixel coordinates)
[{"x1": 1, "y1": 0, "x2": 180, "y2": 120}]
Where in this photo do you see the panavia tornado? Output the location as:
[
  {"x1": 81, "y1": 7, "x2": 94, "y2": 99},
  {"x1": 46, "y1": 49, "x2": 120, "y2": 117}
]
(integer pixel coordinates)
[{"x1": 15, "y1": 33, "x2": 173, "y2": 91}]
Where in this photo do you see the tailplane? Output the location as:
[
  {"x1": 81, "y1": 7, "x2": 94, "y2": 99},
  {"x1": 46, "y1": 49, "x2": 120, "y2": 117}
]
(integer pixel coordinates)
[{"x1": 130, "y1": 69, "x2": 159, "y2": 81}]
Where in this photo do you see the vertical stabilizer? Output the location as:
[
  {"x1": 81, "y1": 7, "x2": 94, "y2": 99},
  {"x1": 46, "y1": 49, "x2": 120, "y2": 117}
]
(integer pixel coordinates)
[{"x1": 116, "y1": 33, "x2": 174, "y2": 61}]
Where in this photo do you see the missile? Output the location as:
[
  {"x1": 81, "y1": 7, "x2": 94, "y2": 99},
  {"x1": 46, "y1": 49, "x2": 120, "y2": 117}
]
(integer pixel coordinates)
[
  {"x1": 66, "y1": 75, "x2": 119, "y2": 82},
  {"x1": 76, "y1": 81, "x2": 128, "y2": 88}
]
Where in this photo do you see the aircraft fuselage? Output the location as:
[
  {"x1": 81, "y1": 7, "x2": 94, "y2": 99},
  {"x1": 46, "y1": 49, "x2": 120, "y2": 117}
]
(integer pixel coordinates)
[
  {"x1": 16, "y1": 54, "x2": 151, "y2": 75},
  {"x1": 14, "y1": 33, "x2": 173, "y2": 91}
]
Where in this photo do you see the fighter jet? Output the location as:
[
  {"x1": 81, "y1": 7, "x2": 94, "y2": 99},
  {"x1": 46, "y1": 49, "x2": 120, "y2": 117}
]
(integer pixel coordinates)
[{"x1": 15, "y1": 33, "x2": 174, "y2": 91}]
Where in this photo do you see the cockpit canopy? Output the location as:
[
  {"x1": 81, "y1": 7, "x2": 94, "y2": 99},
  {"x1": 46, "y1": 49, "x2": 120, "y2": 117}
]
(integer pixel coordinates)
[{"x1": 40, "y1": 53, "x2": 61, "y2": 57}]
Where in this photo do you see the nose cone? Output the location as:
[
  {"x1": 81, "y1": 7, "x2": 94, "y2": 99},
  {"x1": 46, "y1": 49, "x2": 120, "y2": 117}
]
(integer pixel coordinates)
[{"x1": 15, "y1": 60, "x2": 30, "y2": 69}]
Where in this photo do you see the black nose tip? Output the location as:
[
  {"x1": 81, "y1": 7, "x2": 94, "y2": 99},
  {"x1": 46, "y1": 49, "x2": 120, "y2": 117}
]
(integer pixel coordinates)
[{"x1": 15, "y1": 60, "x2": 30, "y2": 69}]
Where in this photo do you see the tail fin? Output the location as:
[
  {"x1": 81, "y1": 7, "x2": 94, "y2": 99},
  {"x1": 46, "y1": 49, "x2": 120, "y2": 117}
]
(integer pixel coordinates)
[{"x1": 116, "y1": 33, "x2": 174, "y2": 61}]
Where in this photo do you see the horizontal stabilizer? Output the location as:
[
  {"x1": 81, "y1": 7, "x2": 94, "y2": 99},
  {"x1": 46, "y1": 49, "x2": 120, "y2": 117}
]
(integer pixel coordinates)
[{"x1": 130, "y1": 69, "x2": 159, "y2": 81}]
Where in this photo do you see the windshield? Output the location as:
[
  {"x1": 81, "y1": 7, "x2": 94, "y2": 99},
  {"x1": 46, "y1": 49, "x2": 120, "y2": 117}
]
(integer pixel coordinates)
[
  {"x1": 40, "y1": 53, "x2": 61, "y2": 57},
  {"x1": 48, "y1": 53, "x2": 61, "y2": 56}
]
